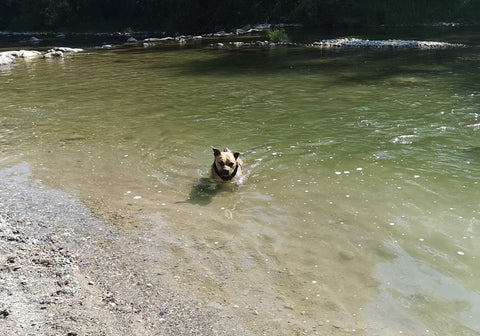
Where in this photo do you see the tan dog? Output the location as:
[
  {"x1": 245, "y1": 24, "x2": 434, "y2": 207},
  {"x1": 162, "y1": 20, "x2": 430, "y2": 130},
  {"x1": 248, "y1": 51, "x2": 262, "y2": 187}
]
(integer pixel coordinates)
[{"x1": 210, "y1": 147, "x2": 243, "y2": 183}]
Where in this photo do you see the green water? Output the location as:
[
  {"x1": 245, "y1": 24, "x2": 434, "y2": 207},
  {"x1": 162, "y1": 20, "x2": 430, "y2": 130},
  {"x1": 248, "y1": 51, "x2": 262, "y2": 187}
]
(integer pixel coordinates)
[{"x1": 1, "y1": 42, "x2": 479, "y2": 335}]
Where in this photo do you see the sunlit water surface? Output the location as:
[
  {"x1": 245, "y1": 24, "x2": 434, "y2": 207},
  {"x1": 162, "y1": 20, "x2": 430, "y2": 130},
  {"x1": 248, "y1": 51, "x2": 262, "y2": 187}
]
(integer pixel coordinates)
[{"x1": 1, "y1": 38, "x2": 479, "y2": 335}]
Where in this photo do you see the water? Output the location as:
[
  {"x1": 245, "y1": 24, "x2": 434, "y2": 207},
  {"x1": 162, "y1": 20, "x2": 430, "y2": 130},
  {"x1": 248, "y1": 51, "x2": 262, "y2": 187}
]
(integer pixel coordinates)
[{"x1": 1, "y1": 34, "x2": 480, "y2": 335}]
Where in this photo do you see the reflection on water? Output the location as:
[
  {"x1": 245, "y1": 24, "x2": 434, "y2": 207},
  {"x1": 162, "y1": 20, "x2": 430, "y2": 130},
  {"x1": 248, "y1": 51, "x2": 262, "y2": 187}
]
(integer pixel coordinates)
[{"x1": 1, "y1": 39, "x2": 479, "y2": 335}]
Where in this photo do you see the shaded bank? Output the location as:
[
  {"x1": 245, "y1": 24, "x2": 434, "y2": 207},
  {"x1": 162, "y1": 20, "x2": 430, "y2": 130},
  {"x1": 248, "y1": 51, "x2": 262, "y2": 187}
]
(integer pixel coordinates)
[{"x1": 0, "y1": 0, "x2": 479, "y2": 34}]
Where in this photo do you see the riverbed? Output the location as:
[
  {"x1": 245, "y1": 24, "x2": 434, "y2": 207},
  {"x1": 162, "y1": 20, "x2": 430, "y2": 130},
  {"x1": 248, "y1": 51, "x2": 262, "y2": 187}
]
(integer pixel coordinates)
[{"x1": 1, "y1": 28, "x2": 479, "y2": 335}]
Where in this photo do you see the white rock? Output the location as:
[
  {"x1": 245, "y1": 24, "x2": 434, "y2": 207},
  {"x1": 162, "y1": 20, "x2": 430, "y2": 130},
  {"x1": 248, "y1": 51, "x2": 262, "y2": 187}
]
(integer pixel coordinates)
[
  {"x1": 0, "y1": 53, "x2": 15, "y2": 65},
  {"x1": 44, "y1": 50, "x2": 64, "y2": 58},
  {"x1": 55, "y1": 47, "x2": 83, "y2": 53},
  {"x1": 254, "y1": 23, "x2": 271, "y2": 31},
  {"x1": 312, "y1": 38, "x2": 464, "y2": 49},
  {"x1": 18, "y1": 50, "x2": 42, "y2": 58}
]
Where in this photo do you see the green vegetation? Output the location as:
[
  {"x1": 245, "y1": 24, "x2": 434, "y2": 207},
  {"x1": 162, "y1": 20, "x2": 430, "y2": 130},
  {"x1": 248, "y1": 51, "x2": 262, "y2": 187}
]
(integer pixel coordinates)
[
  {"x1": 267, "y1": 27, "x2": 290, "y2": 42},
  {"x1": 0, "y1": 0, "x2": 479, "y2": 33}
]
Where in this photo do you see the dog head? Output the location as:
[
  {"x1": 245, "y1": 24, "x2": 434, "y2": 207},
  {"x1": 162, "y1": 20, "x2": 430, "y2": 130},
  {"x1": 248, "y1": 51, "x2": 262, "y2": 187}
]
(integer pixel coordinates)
[{"x1": 212, "y1": 147, "x2": 240, "y2": 181}]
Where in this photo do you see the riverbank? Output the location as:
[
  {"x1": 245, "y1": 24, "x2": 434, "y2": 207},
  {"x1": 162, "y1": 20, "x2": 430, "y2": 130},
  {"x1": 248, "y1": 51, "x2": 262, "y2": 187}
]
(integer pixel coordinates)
[
  {"x1": 0, "y1": 163, "x2": 252, "y2": 335},
  {"x1": 1, "y1": 24, "x2": 471, "y2": 67}
]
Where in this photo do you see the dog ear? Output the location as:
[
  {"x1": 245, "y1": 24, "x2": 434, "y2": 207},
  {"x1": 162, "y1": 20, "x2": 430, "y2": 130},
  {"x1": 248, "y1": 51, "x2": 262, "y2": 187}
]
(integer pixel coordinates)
[
  {"x1": 233, "y1": 152, "x2": 240, "y2": 160},
  {"x1": 212, "y1": 147, "x2": 221, "y2": 157}
]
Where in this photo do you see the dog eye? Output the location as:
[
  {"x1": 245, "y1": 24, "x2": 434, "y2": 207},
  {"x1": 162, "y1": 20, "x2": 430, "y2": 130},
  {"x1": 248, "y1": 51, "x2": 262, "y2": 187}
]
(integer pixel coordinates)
[
  {"x1": 227, "y1": 162, "x2": 234, "y2": 167},
  {"x1": 218, "y1": 161, "x2": 224, "y2": 165}
]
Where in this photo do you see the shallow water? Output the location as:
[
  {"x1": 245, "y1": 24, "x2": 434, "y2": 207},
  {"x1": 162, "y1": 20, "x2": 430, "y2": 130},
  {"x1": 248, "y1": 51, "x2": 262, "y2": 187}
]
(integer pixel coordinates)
[{"x1": 1, "y1": 35, "x2": 479, "y2": 335}]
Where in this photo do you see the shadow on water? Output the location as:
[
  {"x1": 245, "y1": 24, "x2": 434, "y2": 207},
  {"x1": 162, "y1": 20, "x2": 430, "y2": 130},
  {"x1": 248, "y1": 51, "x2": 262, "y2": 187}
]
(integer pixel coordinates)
[
  {"x1": 181, "y1": 177, "x2": 242, "y2": 206},
  {"x1": 184, "y1": 177, "x2": 219, "y2": 205},
  {"x1": 140, "y1": 45, "x2": 480, "y2": 89}
]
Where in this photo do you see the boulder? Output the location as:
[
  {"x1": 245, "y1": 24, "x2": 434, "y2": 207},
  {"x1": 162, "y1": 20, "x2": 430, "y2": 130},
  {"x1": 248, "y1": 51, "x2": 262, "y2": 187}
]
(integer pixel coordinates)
[
  {"x1": 18, "y1": 50, "x2": 42, "y2": 58},
  {"x1": 44, "y1": 50, "x2": 64, "y2": 58},
  {"x1": 0, "y1": 53, "x2": 15, "y2": 65}
]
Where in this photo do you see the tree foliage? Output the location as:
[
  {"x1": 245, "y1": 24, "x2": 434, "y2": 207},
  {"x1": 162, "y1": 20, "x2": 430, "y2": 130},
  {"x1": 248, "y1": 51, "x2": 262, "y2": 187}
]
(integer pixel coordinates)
[{"x1": 0, "y1": 0, "x2": 478, "y2": 32}]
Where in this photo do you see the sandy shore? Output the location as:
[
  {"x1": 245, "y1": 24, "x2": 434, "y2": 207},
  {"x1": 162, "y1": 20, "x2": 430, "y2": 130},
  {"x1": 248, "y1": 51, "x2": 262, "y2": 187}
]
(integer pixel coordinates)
[{"x1": 0, "y1": 162, "x2": 252, "y2": 336}]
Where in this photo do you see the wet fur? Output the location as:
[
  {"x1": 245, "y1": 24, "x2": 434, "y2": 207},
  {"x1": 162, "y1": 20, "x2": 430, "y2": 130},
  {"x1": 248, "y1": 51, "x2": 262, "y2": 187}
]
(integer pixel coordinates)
[{"x1": 210, "y1": 147, "x2": 243, "y2": 183}]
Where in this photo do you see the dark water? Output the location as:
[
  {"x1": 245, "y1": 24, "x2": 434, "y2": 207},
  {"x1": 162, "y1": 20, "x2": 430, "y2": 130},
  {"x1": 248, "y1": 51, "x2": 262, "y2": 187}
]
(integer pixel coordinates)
[{"x1": 1, "y1": 28, "x2": 479, "y2": 335}]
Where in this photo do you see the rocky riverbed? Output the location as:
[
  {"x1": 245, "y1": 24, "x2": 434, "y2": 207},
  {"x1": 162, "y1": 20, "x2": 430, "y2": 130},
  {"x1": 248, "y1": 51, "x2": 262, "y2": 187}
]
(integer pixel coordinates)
[
  {"x1": 0, "y1": 163, "x2": 252, "y2": 336},
  {"x1": 0, "y1": 23, "x2": 469, "y2": 67}
]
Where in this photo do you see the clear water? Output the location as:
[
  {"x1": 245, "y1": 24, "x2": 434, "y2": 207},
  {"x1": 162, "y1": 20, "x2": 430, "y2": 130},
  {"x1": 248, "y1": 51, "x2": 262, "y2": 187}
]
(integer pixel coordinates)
[{"x1": 1, "y1": 39, "x2": 479, "y2": 335}]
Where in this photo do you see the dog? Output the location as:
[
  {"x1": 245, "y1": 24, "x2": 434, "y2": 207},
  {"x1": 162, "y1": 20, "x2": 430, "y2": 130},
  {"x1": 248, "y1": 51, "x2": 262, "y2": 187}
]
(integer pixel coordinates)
[{"x1": 210, "y1": 147, "x2": 243, "y2": 183}]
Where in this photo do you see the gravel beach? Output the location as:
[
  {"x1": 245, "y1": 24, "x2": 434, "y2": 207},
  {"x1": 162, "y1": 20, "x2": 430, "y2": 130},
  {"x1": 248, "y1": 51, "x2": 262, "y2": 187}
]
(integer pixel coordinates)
[{"x1": 0, "y1": 162, "x2": 253, "y2": 336}]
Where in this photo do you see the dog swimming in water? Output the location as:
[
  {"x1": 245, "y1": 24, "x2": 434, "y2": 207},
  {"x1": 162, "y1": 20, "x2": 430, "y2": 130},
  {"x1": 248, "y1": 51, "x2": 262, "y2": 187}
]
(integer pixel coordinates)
[{"x1": 210, "y1": 147, "x2": 243, "y2": 184}]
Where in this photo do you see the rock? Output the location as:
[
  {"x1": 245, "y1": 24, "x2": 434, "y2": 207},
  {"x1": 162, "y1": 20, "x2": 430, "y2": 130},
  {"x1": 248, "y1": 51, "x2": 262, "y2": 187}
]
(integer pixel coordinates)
[
  {"x1": 143, "y1": 37, "x2": 174, "y2": 42},
  {"x1": 0, "y1": 53, "x2": 15, "y2": 65},
  {"x1": 254, "y1": 23, "x2": 271, "y2": 31},
  {"x1": 18, "y1": 50, "x2": 42, "y2": 58},
  {"x1": 214, "y1": 31, "x2": 231, "y2": 37},
  {"x1": 311, "y1": 38, "x2": 465, "y2": 49},
  {"x1": 0, "y1": 309, "x2": 10, "y2": 318},
  {"x1": 1, "y1": 47, "x2": 82, "y2": 65},
  {"x1": 44, "y1": 50, "x2": 64, "y2": 58},
  {"x1": 235, "y1": 28, "x2": 248, "y2": 35},
  {"x1": 143, "y1": 37, "x2": 161, "y2": 42},
  {"x1": 54, "y1": 47, "x2": 83, "y2": 53}
]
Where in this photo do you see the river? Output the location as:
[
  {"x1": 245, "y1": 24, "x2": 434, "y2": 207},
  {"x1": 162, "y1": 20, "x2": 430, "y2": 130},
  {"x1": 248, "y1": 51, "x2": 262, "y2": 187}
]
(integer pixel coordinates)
[{"x1": 1, "y1": 28, "x2": 479, "y2": 335}]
